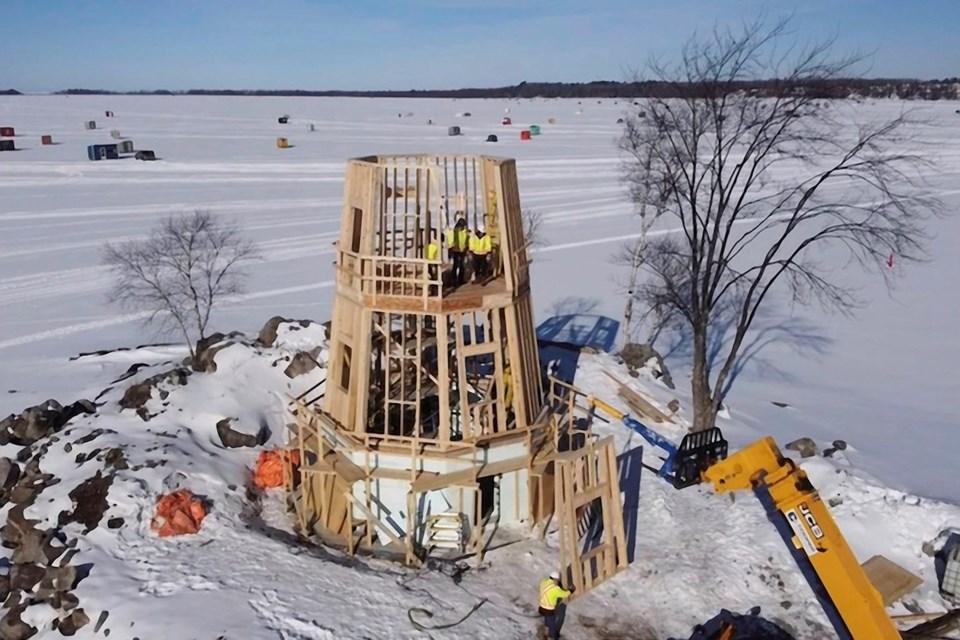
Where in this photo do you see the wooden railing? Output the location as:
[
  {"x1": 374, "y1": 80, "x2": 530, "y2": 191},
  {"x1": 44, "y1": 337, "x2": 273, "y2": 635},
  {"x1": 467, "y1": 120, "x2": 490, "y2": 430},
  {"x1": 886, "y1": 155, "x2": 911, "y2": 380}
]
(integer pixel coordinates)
[
  {"x1": 546, "y1": 376, "x2": 598, "y2": 452},
  {"x1": 336, "y1": 249, "x2": 443, "y2": 310}
]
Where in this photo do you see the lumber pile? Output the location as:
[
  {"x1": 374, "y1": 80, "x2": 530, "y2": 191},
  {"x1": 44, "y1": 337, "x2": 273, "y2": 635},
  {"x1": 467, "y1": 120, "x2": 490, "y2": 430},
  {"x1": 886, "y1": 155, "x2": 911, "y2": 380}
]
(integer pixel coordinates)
[{"x1": 604, "y1": 371, "x2": 675, "y2": 424}]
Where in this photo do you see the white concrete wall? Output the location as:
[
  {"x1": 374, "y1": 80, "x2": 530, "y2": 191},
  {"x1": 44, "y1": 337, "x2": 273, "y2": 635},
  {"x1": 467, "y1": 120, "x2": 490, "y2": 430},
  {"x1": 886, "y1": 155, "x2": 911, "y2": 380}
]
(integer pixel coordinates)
[
  {"x1": 498, "y1": 468, "x2": 530, "y2": 523},
  {"x1": 345, "y1": 438, "x2": 533, "y2": 546}
]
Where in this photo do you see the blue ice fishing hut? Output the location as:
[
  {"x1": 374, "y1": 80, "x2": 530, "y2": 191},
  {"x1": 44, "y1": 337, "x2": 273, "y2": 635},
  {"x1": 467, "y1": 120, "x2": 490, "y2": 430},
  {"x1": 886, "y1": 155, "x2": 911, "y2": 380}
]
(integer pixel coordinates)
[{"x1": 87, "y1": 144, "x2": 119, "y2": 161}]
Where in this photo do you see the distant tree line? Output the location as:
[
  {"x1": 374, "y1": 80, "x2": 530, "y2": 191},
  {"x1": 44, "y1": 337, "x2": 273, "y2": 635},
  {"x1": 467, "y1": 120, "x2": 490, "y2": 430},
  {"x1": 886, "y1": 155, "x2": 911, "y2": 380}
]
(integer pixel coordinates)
[{"x1": 43, "y1": 78, "x2": 960, "y2": 100}]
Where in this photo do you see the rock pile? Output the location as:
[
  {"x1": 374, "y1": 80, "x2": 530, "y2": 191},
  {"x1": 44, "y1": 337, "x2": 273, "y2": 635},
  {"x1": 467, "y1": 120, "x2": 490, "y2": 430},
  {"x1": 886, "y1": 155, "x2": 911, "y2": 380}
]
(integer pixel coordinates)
[
  {"x1": 619, "y1": 343, "x2": 675, "y2": 389},
  {"x1": 0, "y1": 399, "x2": 96, "y2": 446}
]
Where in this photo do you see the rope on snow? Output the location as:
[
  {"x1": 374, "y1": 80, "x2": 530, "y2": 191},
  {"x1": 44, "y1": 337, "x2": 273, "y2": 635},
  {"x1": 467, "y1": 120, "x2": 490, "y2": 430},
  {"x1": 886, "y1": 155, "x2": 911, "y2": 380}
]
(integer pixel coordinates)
[{"x1": 408, "y1": 598, "x2": 489, "y2": 631}]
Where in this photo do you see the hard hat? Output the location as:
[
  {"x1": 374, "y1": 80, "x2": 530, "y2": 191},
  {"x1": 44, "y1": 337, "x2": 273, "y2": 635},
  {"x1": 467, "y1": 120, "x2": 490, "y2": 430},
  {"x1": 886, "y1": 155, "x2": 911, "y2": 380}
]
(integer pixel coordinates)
[{"x1": 549, "y1": 570, "x2": 560, "y2": 581}]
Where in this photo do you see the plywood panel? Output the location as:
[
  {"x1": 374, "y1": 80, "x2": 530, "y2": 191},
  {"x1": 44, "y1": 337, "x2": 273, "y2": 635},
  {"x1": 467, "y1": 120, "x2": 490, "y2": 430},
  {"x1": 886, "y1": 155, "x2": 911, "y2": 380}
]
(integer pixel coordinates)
[{"x1": 861, "y1": 555, "x2": 923, "y2": 606}]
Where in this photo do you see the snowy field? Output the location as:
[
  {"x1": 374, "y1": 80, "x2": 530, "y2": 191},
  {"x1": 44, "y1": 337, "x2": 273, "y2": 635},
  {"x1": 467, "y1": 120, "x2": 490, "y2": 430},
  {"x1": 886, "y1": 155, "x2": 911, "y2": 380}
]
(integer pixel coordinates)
[{"x1": 1, "y1": 95, "x2": 959, "y2": 638}]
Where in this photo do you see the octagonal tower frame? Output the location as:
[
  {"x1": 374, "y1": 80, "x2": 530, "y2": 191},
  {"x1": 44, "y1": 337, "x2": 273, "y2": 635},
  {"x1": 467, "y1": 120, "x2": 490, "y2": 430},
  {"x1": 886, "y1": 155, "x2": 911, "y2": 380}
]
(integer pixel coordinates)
[{"x1": 291, "y1": 154, "x2": 626, "y2": 583}]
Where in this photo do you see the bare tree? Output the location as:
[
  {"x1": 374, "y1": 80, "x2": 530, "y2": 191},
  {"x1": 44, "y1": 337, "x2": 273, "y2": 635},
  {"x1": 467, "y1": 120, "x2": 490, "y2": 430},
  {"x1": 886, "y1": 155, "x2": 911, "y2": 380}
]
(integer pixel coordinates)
[
  {"x1": 102, "y1": 210, "x2": 260, "y2": 359},
  {"x1": 614, "y1": 127, "x2": 670, "y2": 349},
  {"x1": 522, "y1": 208, "x2": 548, "y2": 251},
  {"x1": 620, "y1": 19, "x2": 939, "y2": 431}
]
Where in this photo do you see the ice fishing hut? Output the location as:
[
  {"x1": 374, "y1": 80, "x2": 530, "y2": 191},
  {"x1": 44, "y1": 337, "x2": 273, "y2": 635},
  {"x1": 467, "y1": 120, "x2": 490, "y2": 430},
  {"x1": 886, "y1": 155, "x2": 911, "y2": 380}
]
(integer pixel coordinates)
[
  {"x1": 0, "y1": 127, "x2": 14, "y2": 137},
  {"x1": 277, "y1": 137, "x2": 290, "y2": 149},
  {"x1": 84, "y1": 121, "x2": 97, "y2": 130},
  {"x1": 135, "y1": 150, "x2": 156, "y2": 161},
  {"x1": 41, "y1": 135, "x2": 53, "y2": 145},
  {"x1": 110, "y1": 130, "x2": 122, "y2": 140},
  {"x1": 105, "y1": 110, "x2": 114, "y2": 117},
  {"x1": 485, "y1": 134, "x2": 498, "y2": 143},
  {"x1": 118, "y1": 140, "x2": 134, "y2": 154},
  {"x1": 290, "y1": 154, "x2": 629, "y2": 582},
  {"x1": 502, "y1": 117, "x2": 512, "y2": 126},
  {"x1": 279, "y1": 115, "x2": 289, "y2": 124},
  {"x1": 529, "y1": 125, "x2": 541, "y2": 136},
  {"x1": 520, "y1": 130, "x2": 532, "y2": 140},
  {"x1": 87, "y1": 144, "x2": 119, "y2": 161},
  {"x1": 0, "y1": 140, "x2": 15, "y2": 152},
  {"x1": 447, "y1": 126, "x2": 461, "y2": 136}
]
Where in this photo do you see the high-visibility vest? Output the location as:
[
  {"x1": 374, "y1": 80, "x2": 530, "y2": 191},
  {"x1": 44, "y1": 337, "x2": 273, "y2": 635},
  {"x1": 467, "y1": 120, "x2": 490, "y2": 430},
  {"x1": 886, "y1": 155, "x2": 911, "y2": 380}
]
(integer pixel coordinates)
[
  {"x1": 469, "y1": 234, "x2": 492, "y2": 255},
  {"x1": 426, "y1": 240, "x2": 440, "y2": 261},
  {"x1": 538, "y1": 578, "x2": 570, "y2": 610},
  {"x1": 446, "y1": 227, "x2": 469, "y2": 251}
]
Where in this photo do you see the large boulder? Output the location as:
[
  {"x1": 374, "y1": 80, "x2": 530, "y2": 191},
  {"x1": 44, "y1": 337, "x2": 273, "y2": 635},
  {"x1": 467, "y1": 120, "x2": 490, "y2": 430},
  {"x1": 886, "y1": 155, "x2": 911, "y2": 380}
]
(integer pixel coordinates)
[
  {"x1": 0, "y1": 398, "x2": 97, "y2": 446},
  {"x1": 258, "y1": 316, "x2": 316, "y2": 347},
  {"x1": 10, "y1": 529, "x2": 54, "y2": 565},
  {"x1": 1, "y1": 505, "x2": 39, "y2": 547},
  {"x1": 119, "y1": 368, "x2": 191, "y2": 411},
  {"x1": 216, "y1": 418, "x2": 259, "y2": 449},
  {"x1": 619, "y1": 343, "x2": 675, "y2": 389},
  {"x1": 0, "y1": 457, "x2": 20, "y2": 490},
  {"x1": 785, "y1": 437, "x2": 818, "y2": 458},
  {"x1": 8, "y1": 563, "x2": 45, "y2": 591},
  {"x1": 192, "y1": 333, "x2": 230, "y2": 372},
  {"x1": 258, "y1": 316, "x2": 289, "y2": 347},
  {"x1": 0, "y1": 605, "x2": 36, "y2": 640},
  {"x1": 283, "y1": 348, "x2": 323, "y2": 379},
  {"x1": 55, "y1": 609, "x2": 89, "y2": 637},
  {"x1": 62, "y1": 471, "x2": 112, "y2": 532}
]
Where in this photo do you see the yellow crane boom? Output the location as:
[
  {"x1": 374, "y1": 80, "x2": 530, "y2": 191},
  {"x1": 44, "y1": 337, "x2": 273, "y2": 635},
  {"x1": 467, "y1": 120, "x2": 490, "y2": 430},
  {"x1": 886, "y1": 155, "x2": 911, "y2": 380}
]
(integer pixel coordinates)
[{"x1": 586, "y1": 397, "x2": 901, "y2": 639}]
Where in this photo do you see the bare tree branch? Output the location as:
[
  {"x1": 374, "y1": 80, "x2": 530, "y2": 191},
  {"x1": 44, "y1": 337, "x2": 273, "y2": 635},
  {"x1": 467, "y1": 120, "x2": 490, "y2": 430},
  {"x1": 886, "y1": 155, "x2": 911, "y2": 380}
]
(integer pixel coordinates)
[
  {"x1": 101, "y1": 210, "x2": 260, "y2": 359},
  {"x1": 522, "y1": 208, "x2": 548, "y2": 251}
]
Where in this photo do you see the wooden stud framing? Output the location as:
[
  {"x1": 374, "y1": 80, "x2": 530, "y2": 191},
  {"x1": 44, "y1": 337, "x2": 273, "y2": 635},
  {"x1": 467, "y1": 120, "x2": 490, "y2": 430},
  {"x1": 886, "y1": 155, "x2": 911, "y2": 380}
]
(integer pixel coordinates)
[
  {"x1": 293, "y1": 155, "x2": 627, "y2": 583},
  {"x1": 554, "y1": 436, "x2": 628, "y2": 596}
]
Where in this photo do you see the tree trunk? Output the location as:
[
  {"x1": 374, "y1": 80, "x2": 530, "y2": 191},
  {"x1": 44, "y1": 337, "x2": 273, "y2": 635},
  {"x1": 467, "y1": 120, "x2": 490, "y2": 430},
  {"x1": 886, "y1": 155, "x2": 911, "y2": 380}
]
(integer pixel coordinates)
[
  {"x1": 621, "y1": 296, "x2": 635, "y2": 352},
  {"x1": 690, "y1": 324, "x2": 717, "y2": 431}
]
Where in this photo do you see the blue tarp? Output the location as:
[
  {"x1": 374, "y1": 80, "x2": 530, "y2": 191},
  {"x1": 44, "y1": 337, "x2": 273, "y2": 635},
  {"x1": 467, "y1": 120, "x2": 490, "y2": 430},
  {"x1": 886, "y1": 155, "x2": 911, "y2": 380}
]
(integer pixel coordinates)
[
  {"x1": 535, "y1": 314, "x2": 620, "y2": 353},
  {"x1": 537, "y1": 340, "x2": 580, "y2": 386}
]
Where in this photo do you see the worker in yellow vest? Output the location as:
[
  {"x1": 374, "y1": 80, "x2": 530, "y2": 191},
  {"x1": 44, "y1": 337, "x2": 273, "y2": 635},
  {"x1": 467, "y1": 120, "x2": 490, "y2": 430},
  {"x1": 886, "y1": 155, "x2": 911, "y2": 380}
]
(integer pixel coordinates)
[
  {"x1": 538, "y1": 571, "x2": 573, "y2": 639},
  {"x1": 426, "y1": 229, "x2": 441, "y2": 262},
  {"x1": 425, "y1": 229, "x2": 441, "y2": 296},
  {"x1": 469, "y1": 227, "x2": 492, "y2": 283},
  {"x1": 503, "y1": 362, "x2": 513, "y2": 408},
  {"x1": 445, "y1": 217, "x2": 469, "y2": 286}
]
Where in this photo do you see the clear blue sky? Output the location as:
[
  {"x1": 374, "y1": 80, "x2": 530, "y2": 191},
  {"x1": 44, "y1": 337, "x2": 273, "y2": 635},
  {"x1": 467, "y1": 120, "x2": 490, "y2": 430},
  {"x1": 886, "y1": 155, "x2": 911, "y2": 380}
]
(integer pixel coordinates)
[{"x1": 2, "y1": 0, "x2": 958, "y2": 92}]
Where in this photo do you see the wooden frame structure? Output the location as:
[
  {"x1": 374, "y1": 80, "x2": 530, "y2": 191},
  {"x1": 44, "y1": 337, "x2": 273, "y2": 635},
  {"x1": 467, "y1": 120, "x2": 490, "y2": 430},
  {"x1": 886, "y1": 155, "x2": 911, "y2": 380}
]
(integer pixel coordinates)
[{"x1": 290, "y1": 155, "x2": 628, "y2": 584}]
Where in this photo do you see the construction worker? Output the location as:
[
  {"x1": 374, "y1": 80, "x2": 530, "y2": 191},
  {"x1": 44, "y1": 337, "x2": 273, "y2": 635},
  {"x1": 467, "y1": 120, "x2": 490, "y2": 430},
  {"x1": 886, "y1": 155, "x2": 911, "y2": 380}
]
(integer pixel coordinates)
[
  {"x1": 469, "y1": 227, "x2": 492, "y2": 282},
  {"x1": 445, "y1": 217, "x2": 469, "y2": 286},
  {"x1": 425, "y1": 229, "x2": 441, "y2": 304},
  {"x1": 538, "y1": 571, "x2": 573, "y2": 639},
  {"x1": 503, "y1": 362, "x2": 513, "y2": 409},
  {"x1": 425, "y1": 229, "x2": 441, "y2": 276}
]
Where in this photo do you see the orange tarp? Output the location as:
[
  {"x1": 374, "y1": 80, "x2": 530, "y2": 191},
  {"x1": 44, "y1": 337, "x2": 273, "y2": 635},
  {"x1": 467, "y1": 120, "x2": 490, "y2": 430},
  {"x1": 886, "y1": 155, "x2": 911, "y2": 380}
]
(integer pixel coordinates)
[
  {"x1": 253, "y1": 449, "x2": 300, "y2": 489},
  {"x1": 151, "y1": 489, "x2": 207, "y2": 537}
]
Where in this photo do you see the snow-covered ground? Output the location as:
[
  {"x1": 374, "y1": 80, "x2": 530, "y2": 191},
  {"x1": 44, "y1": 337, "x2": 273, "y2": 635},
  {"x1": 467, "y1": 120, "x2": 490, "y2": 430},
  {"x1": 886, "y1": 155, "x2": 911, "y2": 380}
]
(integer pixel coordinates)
[{"x1": 1, "y1": 95, "x2": 959, "y2": 638}]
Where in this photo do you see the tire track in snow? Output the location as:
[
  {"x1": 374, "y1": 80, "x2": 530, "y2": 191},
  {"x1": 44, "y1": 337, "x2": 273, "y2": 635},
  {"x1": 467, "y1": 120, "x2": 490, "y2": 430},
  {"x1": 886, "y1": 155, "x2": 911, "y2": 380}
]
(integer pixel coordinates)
[
  {"x1": 0, "y1": 237, "x2": 337, "y2": 308},
  {"x1": 0, "y1": 212, "x2": 745, "y2": 349},
  {"x1": 0, "y1": 196, "x2": 342, "y2": 224},
  {"x1": 0, "y1": 281, "x2": 334, "y2": 351}
]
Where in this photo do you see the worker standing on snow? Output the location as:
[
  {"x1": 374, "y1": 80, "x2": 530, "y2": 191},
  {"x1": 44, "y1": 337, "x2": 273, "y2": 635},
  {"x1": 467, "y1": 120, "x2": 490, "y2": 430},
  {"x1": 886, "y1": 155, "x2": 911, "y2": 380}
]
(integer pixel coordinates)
[
  {"x1": 469, "y1": 227, "x2": 492, "y2": 282},
  {"x1": 445, "y1": 217, "x2": 469, "y2": 286},
  {"x1": 538, "y1": 571, "x2": 573, "y2": 639}
]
